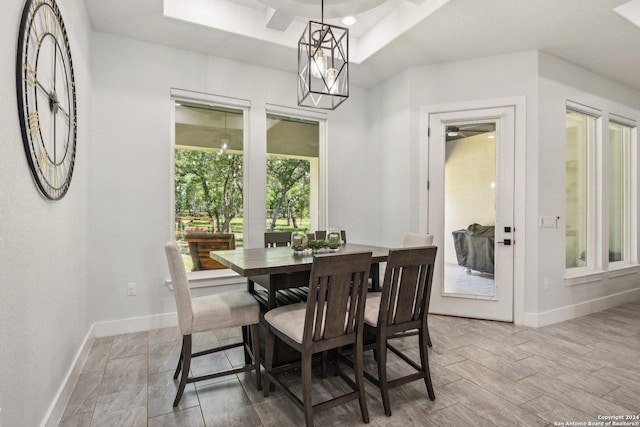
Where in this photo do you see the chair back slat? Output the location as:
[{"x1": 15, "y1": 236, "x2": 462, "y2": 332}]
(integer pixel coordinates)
[
  {"x1": 411, "y1": 264, "x2": 429, "y2": 321},
  {"x1": 379, "y1": 246, "x2": 437, "y2": 330},
  {"x1": 305, "y1": 252, "x2": 371, "y2": 347},
  {"x1": 393, "y1": 265, "x2": 420, "y2": 324},
  {"x1": 312, "y1": 276, "x2": 329, "y2": 341},
  {"x1": 264, "y1": 231, "x2": 292, "y2": 248}
]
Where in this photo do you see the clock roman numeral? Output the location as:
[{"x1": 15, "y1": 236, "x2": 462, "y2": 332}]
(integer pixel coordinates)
[{"x1": 27, "y1": 111, "x2": 40, "y2": 135}]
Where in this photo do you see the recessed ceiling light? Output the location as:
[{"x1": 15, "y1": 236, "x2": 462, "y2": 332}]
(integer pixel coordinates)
[{"x1": 342, "y1": 16, "x2": 356, "y2": 26}]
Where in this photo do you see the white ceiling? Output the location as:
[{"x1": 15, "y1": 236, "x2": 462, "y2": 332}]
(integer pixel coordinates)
[{"x1": 85, "y1": 0, "x2": 640, "y2": 90}]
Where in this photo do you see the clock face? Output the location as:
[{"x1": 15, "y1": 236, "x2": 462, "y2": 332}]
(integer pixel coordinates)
[{"x1": 16, "y1": 0, "x2": 77, "y2": 200}]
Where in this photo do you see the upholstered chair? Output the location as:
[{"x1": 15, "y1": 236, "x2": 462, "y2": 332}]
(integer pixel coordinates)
[{"x1": 164, "y1": 241, "x2": 262, "y2": 406}]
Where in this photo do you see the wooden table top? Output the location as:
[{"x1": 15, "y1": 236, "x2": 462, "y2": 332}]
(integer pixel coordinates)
[{"x1": 210, "y1": 243, "x2": 390, "y2": 277}]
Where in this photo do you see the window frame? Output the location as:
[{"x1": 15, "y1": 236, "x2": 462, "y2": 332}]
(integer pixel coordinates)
[
  {"x1": 564, "y1": 104, "x2": 600, "y2": 277},
  {"x1": 170, "y1": 90, "x2": 251, "y2": 287},
  {"x1": 608, "y1": 117, "x2": 638, "y2": 270},
  {"x1": 265, "y1": 104, "x2": 328, "y2": 231},
  {"x1": 564, "y1": 100, "x2": 639, "y2": 284}
]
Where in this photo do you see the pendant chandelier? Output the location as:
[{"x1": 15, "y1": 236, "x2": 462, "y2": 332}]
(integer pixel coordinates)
[{"x1": 297, "y1": 0, "x2": 349, "y2": 110}]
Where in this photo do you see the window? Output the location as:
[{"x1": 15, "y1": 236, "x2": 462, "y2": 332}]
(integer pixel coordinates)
[
  {"x1": 265, "y1": 113, "x2": 320, "y2": 233},
  {"x1": 174, "y1": 102, "x2": 245, "y2": 270},
  {"x1": 609, "y1": 121, "x2": 634, "y2": 264},
  {"x1": 565, "y1": 109, "x2": 597, "y2": 271}
]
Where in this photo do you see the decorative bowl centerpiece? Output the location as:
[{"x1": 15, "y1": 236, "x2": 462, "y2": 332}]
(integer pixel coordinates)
[
  {"x1": 291, "y1": 230, "x2": 309, "y2": 254},
  {"x1": 326, "y1": 229, "x2": 342, "y2": 250}
]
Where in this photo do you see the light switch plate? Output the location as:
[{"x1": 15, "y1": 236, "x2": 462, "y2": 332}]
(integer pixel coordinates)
[{"x1": 539, "y1": 216, "x2": 559, "y2": 228}]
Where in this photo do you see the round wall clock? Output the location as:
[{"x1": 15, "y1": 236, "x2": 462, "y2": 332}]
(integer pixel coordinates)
[{"x1": 16, "y1": 0, "x2": 77, "y2": 200}]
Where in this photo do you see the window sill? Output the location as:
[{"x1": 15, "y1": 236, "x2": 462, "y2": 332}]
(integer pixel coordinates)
[
  {"x1": 607, "y1": 263, "x2": 640, "y2": 278},
  {"x1": 166, "y1": 269, "x2": 247, "y2": 290},
  {"x1": 564, "y1": 270, "x2": 606, "y2": 286}
]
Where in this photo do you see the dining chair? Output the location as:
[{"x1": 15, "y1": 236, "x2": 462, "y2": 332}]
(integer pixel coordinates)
[
  {"x1": 264, "y1": 231, "x2": 293, "y2": 247},
  {"x1": 249, "y1": 231, "x2": 305, "y2": 306},
  {"x1": 164, "y1": 242, "x2": 262, "y2": 407},
  {"x1": 362, "y1": 246, "x2": 437, "y2": 416},
  {"x1": 314, "y1": 229, "x2": 347, "y2": 244},
  {"x1": 263, "y1": 251, "x2": 372, "y2": 427},
  {"x1": 400, "y1": 232, "x2": 435, "y2": 347},
  {"x1": 402, "y1": 232, "x2": 433, "y2": 247}
]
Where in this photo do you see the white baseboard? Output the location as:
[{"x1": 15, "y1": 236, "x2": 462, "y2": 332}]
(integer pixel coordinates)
[
  {"x1": 524, "y1": 287, "x2": 640, "y2": 327},
  {"x1": 93, "y1": 312, "x2": 178, "y2": 337},
  {"x1": 41, "y1": 326, "x2": 96, "y2": 427}
]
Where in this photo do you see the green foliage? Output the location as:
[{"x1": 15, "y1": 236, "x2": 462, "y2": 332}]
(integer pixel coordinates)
[
  {"x1": 175, "y1": 149, "x2": 311, "y2": 237},
  {"x1": 307, "y1": 239, "x2": 328, "y2": 250},
  {"x1": 267, "y1": 157, "x2": 310, "y2": 231},
  {"x1": 175, "y1": 148, "x2": 243, "y2": 232}
]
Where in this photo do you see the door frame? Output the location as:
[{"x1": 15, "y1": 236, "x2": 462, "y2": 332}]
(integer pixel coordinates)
[{"x1": 418, "y1": 97, "x2": 527, "y2": 325}]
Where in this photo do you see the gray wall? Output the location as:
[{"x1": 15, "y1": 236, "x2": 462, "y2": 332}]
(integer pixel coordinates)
[{"x1": 0, "y1": 0, "x2": 93, "y2": 426}]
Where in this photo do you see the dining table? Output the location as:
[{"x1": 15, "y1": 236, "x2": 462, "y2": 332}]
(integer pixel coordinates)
[
  {"x1": 210, "y1": 242, "x2": 390, "y2": 310},
  {"x1": 210, "y1": 242, "x2": 390, "y2": 366}
]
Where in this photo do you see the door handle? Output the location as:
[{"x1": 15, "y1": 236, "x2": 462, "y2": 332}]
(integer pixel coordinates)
[{"x1": 497, "y1": 239, "x2": 512, "y2": 246}]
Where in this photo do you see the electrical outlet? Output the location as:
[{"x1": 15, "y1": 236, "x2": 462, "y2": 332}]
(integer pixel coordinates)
[
  {"x1": 543, "y1": 278, "x2": 549, "y2": 291},
  {"x1": 127, "y1": 282, "x2": 137, "y2": 296}
]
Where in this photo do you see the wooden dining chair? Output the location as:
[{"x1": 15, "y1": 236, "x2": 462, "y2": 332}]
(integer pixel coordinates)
[
  {"x1": 263, "y1": 251, "x2": 372, "y2": 427},
  {"x1": 164, "y1": 242, "x2": 262, "y2": 406},
  {"x1": 249, "y1": 231, "x2": 304, "y2": 306},
  {"x1": 264, "y1": 231, "x2": 293, "y2": 247},
  {"x1": 362, "y1": 246, "x2": 437, "y2": 416},
  {"x1": 314, "y1": 229, "x2": 347, "y2": 244},
  {"x1": 401, "y1": 232, "x2": 434, "y2": 347}
]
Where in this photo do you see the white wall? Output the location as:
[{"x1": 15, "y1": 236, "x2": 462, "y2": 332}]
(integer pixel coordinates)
[
  {"x1": 536, "y1": 52, "x2": 640, "y2": 316},
  {"x1": 0, "y1": 0, "x2": 93, "y2": 426},
  {"x1": 365, "y1": 52, "x2": 539, "y2": 324},
  {"x1": 88, "y1": 33, "x2": 371, "y2": 324},
  {"x1": 369, "y1": 50, "x2": 640, "y2": 324},
  {"x1": 367, "y1": 69, "x2": 413, "y2": 247}
]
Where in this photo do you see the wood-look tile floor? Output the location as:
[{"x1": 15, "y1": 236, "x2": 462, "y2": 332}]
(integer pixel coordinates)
[{"x1": 58, "y1": 300, "x2": 640, "y2": 426}]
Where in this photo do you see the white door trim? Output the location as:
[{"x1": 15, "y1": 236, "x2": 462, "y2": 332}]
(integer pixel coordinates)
[{"x1": 418, "y1": 97, "x2": 527, "y2": 325}]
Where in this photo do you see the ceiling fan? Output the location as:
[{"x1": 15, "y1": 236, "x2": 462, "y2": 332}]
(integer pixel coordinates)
[{"x1": 446, "y1": 124, "x2": 495, "y2": 141}]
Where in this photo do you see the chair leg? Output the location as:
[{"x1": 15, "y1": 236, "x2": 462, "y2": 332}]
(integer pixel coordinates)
[
  {"x1": 377, "y1": 334, "x2": 392, "y2": 416},
  {"x1": 301, "y1": 351, "x2": 314, "y2": 427},
  {"x1": 263, "y1": 327, "x2": 275, "y2": 397},
  {"x1": 250, "y1": 323, "x2": 262, "y2": 391},
  {"x1": 354, "y1": 333, "x2": 370, "y2": 423},
  {"x1": 242, "y1": 325, "x2": 252, "y2": 365},
  {"x1": 174, "y1": 335, "x2": 192, "y2": 407},
  {"x1": 419, "y1": 326, "x2": 436, "y2": 401},
  {"x1": 426, "y1": 326, "x2": 432, "y2": 348},
  {"x1": 173, "y1": 347, "x2": 184, "y2": 379}
]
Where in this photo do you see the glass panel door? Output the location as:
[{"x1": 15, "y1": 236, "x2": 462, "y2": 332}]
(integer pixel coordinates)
[
  {"x1": 428, "y1": 106, "x2": 515, "y2": 322},
  {"x1": 444, "y1": 123, "x2": 497, "y2": 298}
]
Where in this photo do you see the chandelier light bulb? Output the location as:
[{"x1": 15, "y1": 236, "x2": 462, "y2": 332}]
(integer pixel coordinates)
[
  {"x1": 325, "y1": 68, "x2": 338, "y2": 94},
  {"x1": 310, "y1": 49, "x2": 326, "y2": 79}
]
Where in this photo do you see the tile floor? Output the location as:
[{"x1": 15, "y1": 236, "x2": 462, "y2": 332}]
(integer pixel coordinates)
[
  {"x1": 444, "y1": 262, "x2": 496, "y2": 297},
  {"x1": 58, "y1": 300, "x2": 640, "y2": 426}
]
